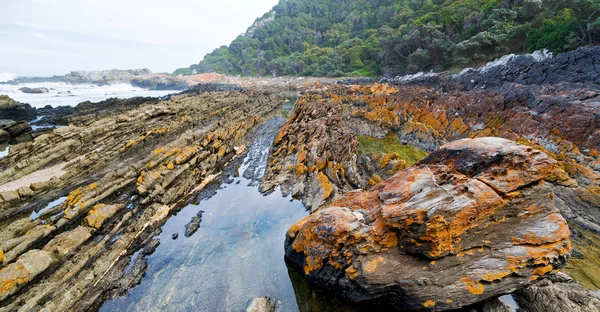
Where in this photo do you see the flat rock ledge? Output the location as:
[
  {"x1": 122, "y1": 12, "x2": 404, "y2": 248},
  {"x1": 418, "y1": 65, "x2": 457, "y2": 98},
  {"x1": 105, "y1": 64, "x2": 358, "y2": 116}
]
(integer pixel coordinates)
[{"x1": 285, "y1": 137, "x2": 575, "y2": 311}]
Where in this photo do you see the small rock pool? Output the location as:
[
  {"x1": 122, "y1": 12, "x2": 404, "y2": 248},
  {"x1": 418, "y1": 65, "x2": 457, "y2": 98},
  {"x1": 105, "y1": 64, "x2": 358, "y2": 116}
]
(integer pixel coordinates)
[{"x1": 100, "y1": 118, "x2": 353, "y2": 312}]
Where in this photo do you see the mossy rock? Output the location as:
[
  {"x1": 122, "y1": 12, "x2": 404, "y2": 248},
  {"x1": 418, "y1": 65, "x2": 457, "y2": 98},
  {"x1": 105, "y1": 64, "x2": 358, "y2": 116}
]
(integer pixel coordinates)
[
  {"x1": 564, "y1": 227, "x2": 600, "y2": 291},
  {"x1": 357, "y1": 133, "x2": 428, "y2": 166}
]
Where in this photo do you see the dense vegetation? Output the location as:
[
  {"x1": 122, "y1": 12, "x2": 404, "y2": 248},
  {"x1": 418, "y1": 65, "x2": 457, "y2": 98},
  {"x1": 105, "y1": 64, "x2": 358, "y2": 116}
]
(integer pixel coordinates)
[{"x1": 175, "y1": 0, "x2": 600, "y2": 77}]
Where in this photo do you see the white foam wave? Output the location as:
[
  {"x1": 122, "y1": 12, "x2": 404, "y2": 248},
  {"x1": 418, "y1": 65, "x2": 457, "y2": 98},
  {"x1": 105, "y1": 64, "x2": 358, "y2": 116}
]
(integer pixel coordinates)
[
  {"x1": 0, "y1": 73, "x2": 17, "y2": 83},
  {"x1": 0, "y1": 82, "x2": 178, "y2": 108}
]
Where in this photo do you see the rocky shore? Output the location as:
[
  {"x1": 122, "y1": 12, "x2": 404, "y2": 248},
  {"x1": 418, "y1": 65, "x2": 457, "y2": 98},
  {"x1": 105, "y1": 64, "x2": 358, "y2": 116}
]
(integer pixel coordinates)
[
  {"x1": 0, "y1": 84, "x2": 293, "y2": 311},
  {"x1": 0, "y1": 46, "x2": 598, "y2": 311}
]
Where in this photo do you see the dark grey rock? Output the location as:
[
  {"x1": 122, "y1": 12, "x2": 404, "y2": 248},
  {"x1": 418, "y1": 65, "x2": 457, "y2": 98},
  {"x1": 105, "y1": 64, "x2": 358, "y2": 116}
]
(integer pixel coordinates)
[{"x1": 19, "y1": 87, "x2": 50, "y2": 94}]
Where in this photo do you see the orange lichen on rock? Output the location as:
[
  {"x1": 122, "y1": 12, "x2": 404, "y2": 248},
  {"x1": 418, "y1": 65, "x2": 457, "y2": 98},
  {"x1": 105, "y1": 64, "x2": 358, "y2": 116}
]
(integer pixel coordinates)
[
  {"x1": 460, "y1": 276, "x2": 485, "y2": 295},
  {"x1": 316, "y1": 172, "x2": 334, "y2": 200},
  {"x1": 423, "y1": 300, "x2": 436, "y2": 307},
  {"x1": 482, "y1": 271, "x2": 510, "y2": 282},
  {"x1": 363, "y1": 256, "x2": 384, "y2": 273},
  {"x1": 0, "y1": 262, "x2": 29, "y2": 297},
  {"x1": 345, "y1": 266, "x2": 359, "y2": 280},
  {"x1": 368, "y1": 174, "x2": 383, "y2": 186},
  {"x1": 532, "y1": 264, "x2": 553, "y2": 277},
  {"x1": 85, "y1": 204, "x2": 120, "y2": 229}
]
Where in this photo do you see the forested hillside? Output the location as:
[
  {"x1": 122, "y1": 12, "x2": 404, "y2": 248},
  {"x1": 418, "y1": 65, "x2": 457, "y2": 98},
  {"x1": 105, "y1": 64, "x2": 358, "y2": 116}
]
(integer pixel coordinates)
[{"x1": 176, "y1": 0, "x2": 600, "y2": 77}]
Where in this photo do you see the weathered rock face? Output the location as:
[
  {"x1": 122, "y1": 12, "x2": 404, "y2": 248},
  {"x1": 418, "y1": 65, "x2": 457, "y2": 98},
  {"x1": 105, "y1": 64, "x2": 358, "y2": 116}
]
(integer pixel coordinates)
[
  {"x1": 261, "y1": 92, "x2": 363, "y2": 209},
  {"x1": 285, "y1": 138, "x2": 574, "y2": 311},
  {"x1": 264, "y1": 73, "x2": 600, "y2": 297},
  {"x1": 513, "y1": 273, "x2": 600, "y2": 312}
]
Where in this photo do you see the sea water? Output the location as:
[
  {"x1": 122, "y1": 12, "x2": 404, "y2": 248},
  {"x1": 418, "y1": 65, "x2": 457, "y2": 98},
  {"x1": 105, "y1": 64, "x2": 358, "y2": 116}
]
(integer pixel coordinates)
[{"x1": 0, "y1": 81, "x2": 178, "y2": 108}]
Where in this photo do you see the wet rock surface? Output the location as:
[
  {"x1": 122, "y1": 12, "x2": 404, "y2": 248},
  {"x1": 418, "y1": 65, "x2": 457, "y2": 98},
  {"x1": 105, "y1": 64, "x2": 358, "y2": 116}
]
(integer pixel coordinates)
[
  {"x1": 130, "y1": 77, "x2": 190, "y2": 91},
  {"x1": 245, "y1": 297, "x2": 277, "y2": 312},
  {"x1": 285, "y1": 138, "x2": 574, "y2": 311}
]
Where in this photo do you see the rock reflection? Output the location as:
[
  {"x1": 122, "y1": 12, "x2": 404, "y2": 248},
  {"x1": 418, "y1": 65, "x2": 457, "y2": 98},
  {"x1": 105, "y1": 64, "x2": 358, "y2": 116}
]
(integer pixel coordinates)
[{"x1": 286, "y1": 259, "x2": 360, "y2": 312}]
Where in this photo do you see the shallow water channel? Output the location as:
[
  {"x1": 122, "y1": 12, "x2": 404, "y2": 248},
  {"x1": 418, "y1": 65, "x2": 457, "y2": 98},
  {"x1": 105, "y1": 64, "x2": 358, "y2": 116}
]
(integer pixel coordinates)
[{"x1": 100, "y1": 118, "x2": 354, "y2": 312}]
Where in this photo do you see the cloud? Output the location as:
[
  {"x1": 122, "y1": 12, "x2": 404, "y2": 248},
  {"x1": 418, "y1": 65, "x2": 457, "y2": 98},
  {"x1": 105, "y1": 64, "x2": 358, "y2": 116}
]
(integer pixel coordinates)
[{"x1": 0, "y1": 0, "x2": 279, "y2": 76}]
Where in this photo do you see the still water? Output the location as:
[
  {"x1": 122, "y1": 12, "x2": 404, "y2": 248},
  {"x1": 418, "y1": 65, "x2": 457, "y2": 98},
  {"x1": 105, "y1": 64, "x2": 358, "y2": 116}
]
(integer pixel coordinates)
[{"x1": 100, "y1": 119, "x2": 333, "y2": 311}]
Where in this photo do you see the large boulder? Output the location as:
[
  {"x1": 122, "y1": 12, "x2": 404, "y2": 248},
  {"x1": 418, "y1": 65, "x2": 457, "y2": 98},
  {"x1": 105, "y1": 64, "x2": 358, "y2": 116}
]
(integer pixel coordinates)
[
  {"x1": 0, "y1": 95, "x2": 36, "y2": 121},
  {"x1": 285, "y1": 137, "x2": 574, "y2": 311}
]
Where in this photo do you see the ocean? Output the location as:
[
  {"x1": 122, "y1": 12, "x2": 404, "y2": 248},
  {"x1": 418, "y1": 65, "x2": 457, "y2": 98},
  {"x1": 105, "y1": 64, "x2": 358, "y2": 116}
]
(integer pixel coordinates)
[{"x1": 0, "y1": 80, "x2": 179, "y2": 108}]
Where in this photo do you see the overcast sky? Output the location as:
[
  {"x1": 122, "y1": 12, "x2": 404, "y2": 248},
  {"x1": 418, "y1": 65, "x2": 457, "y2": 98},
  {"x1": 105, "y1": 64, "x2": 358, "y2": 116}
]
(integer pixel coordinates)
[{"x1": 0, "y1": 0, "x2": 279, "y2": 77}]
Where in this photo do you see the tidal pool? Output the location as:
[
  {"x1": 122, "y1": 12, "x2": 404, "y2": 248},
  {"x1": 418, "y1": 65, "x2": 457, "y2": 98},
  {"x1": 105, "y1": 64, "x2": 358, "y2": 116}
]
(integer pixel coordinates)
[{"x1": 100, "y1": 119, "x2": 355, "y2": 312}]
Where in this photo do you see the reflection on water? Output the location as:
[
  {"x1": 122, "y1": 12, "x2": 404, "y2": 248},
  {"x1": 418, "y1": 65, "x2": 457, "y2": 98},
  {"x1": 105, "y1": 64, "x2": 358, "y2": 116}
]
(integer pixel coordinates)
[
  {"x1": 101, "y1": 179, "x2": 306, "y2": 311},
  {"x1": 101, "y1": 119, "x2": 354, "y2": 311},
  {"x1": 30, "y1": 196, "x2": 67, "y2": 220},
  {"x1": 498, "y1": 294, "x2": 519, "y2": 311}
]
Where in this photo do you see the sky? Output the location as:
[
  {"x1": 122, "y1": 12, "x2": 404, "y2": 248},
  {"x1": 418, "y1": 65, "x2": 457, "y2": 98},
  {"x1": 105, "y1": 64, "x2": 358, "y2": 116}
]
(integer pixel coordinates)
[{"x1": 0, "y1": 0, "x2": 279, "y2": 77}]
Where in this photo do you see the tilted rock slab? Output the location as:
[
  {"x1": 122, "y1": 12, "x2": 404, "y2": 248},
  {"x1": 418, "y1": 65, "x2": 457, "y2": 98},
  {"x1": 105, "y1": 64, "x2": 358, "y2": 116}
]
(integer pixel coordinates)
[{"x1": 285, "y1": 137, "x2": 574, "y2": 311}]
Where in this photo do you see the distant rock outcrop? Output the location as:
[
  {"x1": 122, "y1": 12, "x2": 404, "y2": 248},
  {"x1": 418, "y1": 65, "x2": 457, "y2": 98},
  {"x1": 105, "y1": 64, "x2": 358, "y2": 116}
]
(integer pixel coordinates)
[
  {"x1": 64, "y1": 69, "x2": 152, "y2": 83},
  {"x1": 18, "y1": 87, "x2": 50, "y2": 94},
  {"x1": 130, "y1": 76, "x2": 190, "y2": 90},
  {"x1": 285, "y1": 137, "x2": 574, "y2": 311}
]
